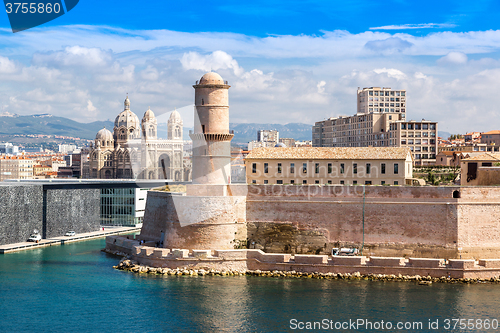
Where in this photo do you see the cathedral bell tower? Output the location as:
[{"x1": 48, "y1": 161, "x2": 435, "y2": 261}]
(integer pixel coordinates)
[{"x1": 190, "y1": 72, "x2": 233, "y2": 185}]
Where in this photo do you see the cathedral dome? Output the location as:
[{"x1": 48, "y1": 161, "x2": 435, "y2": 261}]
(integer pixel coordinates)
[
  {"x1": 199, "y1": 72, "x2": 224, "y2": 85},
  {"x1": 114, "y1": 96, "x2": 140, "y2": 130},
  {"x1": 143, "y1": 107, "x2": 156, "y2": 121},
  {"x1": 168, "y1": 109, "x2": 183, "y2": 124},
  {"x1": 95, "y1": 127, "x2": 113, "y2": 141}
]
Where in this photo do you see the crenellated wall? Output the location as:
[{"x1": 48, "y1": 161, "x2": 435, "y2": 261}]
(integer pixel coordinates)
[{"x1": 140, "y1": 185, "x2": 500, "y2": 259}]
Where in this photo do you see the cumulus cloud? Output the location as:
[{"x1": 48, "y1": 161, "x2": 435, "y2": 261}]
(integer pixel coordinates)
[
  {"x1": 437, "y1": 52, "x2": 468, "y2": 65},
  {"x1": 364, "y1": 37, "x2": 413, "y2": 53},
  {"x1": 0, "y1": 26, "x2": 499, "y2": 131},
  {"x1": 373, "y1": 68, "x2": 407, "y2": 80},
  {"x1": 181, "y1": 51, "x2": 244, "y2": 76}
]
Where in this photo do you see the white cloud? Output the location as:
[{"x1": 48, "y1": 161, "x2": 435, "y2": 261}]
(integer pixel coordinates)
[
  {"x1": 373, "y1": 68, "x2": 407, "y2": 80},
  {"x1": 181, "y1": 50, "x2": 244, "y2": 76},
  {"x1": 370, "y1": 23, "x2": 457, "y2": 30},
  {"x1": 437, "y1": 52, "x2": 468, "y2": 65},
  {"x1": 0, "y1": 25, "x2": 499, "y2": 132}
]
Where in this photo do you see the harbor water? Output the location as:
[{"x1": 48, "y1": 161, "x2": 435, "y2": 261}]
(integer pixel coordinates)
[{"x1": 1, "y1": 238, "x2": 500, "y2": 332}]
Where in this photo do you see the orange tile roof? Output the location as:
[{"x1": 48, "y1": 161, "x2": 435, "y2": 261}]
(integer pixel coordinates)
[
  {"x1": 482, "y1": 130, "x2": 500, "y2": 135},
  {"x1": 462, "y1": 153, "x2": 500, "y2": 161},
  {"x1": 246, "y1": 147, "x2": 412, "y2": 160}
]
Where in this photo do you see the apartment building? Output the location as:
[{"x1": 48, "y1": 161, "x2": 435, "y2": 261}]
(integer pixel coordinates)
[
  {"x1": 245, "y1": 147, "x2": 413, "y2": 186},
  {"x1": 0, "y1": 156, "x2": 34, "y2": 181},
  {"x1": 481, "y1": 130, "x2": 500, "y2": 146},
  {"x1": 313, "y1": 87, "x2": 438, "y2": 165}
]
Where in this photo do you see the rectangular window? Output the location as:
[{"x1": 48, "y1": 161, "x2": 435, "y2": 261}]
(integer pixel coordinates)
[
  {"x1": 328, "y1": 180, "x2": 332, "y2": 184},
  {"x1": 315, "y1": 180, "x2": 319, "y2": 184},
  {"x1": 303, "y1": 163, "x2": 307, "y2": 173},
  {"x1": 365, "y1": 181, "x2": 372, "y2": 185},
  {"x1": 353, "y1": 181, "x2": 358, "y2": 185},
  {"x1": 353, "y1": 163, "x2": 357, "y2": 174},
  {"x1": 394, "y1": 163, "x2": 399, "y2": 174},
  {"x1": 394, "y1": 181, "x2": 399, "y2": 185},
  {"x1": 290, "y1": 163, "x2": 295, "y2": 174},
  {"x1": 303, "y1": 180, "x2": 307, "y2": 184},
  {"x1": 291, "y1": 180, "x2": 295, "y2": 184},
  {"x1": 340, "y1": 163, "x2": 344, "y2": 174},
  {"x1": 264, "y1": 180, "x2": 268, "y2": 184},
  {"x1": 366, "y1": 163, "x2": 371, "y2": 174},
  {"x1": 277, "y1": 180, "x2": 283, "y2": 184},
  {"x1": 340, "y1": 180, "x2": 345, "y2": 185},
  {"x1": 252, "y1": 180, "x2": 256, "y2": 184},
  {"x1": 328, "y1": 163, "x2": 332, "y2": 174},
  {"x1": 381, "y1": 181, "x2": 385, "y2": 185},
  {"x1": 264, "y1": 163, "x2": 268, "y2": 173},
  {"x1": 315, "y1": 163, "x2": 319, "y2": 174},
  {"x1": 252, "y1": 163, "x2": 257, "y2": 174},
  {"x1": 277, "y1": 163, "x2": 282, "y2": 174}
]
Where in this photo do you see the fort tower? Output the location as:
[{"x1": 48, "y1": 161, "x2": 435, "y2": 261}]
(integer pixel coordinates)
[{"x1": 190, "y1": 72, "x2": 233, "y2": 185}]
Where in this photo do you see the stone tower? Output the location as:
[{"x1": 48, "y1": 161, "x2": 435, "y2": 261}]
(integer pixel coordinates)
[
  {"x1": 190, "y1": 72, "x2": 233, "y2": 185},
  {"x1": 168, "y1": 109, "x2": 183, "y2": 140}
]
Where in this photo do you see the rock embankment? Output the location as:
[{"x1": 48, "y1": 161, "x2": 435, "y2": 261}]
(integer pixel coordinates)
[{"x1": 112, "y1": 258, "x2": 500, "y2": 284}]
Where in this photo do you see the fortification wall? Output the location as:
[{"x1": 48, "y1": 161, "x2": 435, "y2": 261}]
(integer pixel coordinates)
[
  {"x1": 105, "y1": 237, "x2": 500, "y2": 280},
  {"x1": 141, "y1": 190, "x2": 247, "y2": 250},
  {"x1": 141, "y1": 185, "x2": 500, "y2": 258},
  {"x1": 246, "y1": 185, "x2": 460, "y2": 257}
]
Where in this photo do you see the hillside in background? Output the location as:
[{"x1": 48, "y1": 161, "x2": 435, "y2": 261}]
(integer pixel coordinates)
[
  {"x1": 0, "y1": 113, "x2": 313, "y2": 144},
  {"x1": 229, "y1": 123, "x2": 312, "y2": 143},
  {"x1": 0, "y1": 113, "x2": 114, "y2": 140}
]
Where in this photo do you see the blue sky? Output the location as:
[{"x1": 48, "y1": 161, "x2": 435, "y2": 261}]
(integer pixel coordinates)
[{"x1": 0, "y1": 0, "x2": 500, "y2": 133}]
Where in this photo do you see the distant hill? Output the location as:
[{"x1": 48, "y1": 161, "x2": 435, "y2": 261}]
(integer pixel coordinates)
[
  {"x1": 438, "y1": 131, "x2": 451, "y2": 140},
  {"x1": 0, "y1": 113, "x2": 113, "y2": 140},
  {"x1": 229, "y1": 123, "x2": 312, "y2": 143},
  {"x1": 0, "y1": 113, "x2": 313, "y2": 143}
]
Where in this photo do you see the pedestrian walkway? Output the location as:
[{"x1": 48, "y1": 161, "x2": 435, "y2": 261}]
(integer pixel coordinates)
[{"x1": 0, "y1": 226, "x2": 141, "y2": 254}]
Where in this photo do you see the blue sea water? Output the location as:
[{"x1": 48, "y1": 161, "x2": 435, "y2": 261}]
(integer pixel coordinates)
[{"x1": 1, "y1": 239, "x2": 500, "y2": 333}]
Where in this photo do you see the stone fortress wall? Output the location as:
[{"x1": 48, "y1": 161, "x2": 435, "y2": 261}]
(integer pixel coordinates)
[
  {"x1": 105, "y1": 236, "x2": 500, "y2": 279},
  {"x1": 139, "y1": 184, "x2": 500, "y2": 259}
]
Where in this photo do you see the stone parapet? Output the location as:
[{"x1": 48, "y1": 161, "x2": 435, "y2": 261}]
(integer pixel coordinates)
[{"x1": 104, "y1": 238, "x2": 500, "y2": 279}]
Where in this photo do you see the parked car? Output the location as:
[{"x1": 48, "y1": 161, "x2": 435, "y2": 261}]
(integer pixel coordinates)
[
  {"x1": 331, "y1": 247, "x2": 359, "y2": 256},
  {"x1": 65, "y1": 231, "x2": 76, "y2": 237},
  {"x1": 28, "y1": 234, "x2": 41, "y2": 242}
]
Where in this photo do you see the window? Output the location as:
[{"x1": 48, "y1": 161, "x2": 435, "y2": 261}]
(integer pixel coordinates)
[
  {"x1": 353, "y1": 163, "x2": 357, "y2": 174},
  {"x1": 264, "y1": 180, "x2": 268, "y2": 184},
  {"x1": 277, "y1": 163, "x2": 282, "y2": 174},
  {"x1": 353, "y1": 181, "x2": 358, "y2": 185},
  {"x1": 277, "y1": 180, "x2": 283, "y2": 184},
  {"x1": 365, "y1": 181, "x2": 372, "y2": 185},
  {"x1": 252, "y1": 180, "x2": 256, "y2": 184},
  {"x1": 264, "y1": 163, "x2": 268, "y2": 173},
  {"x1": 328, "y1": 163, "x2": 332, "y2": 174},
  {"x1": 366, "y1": 163, "x2": 371, "y2": 174},
  {"x1": 340, "y1": 180, "x2": 345, "y2": 185},
  {"x1": 394, "y1": 181, "x2": 399, "y2": 185},
  {"x1": 328, "y1": 180, "x2": 332, "y2": 184},
  {"x1": 303, "y1": 180, "x2": 307, "y2": 184},
  {"x1": 315, "y1": 180, "x2": 320, "y2": 184},
  {"x1": 303, "y1": 163, "x2": 307, "y2": 173},
  {"x1": 394, "y1": 163, "x2": 399, "y2": 174},
  {"x1": 291, "y1": 180, "x2": 295, "y2": 184},
  {"x1": 381, "y1": 181, "x2": 385, "y2": 185},
  {"x1": 340, "y1": 163, "x2": 345, "y2": 174},
  {"x1": 315, "y1": 163, "x2": 319, "y2": 174},
  {"x1": 252, "y1": 163, "x2": 257, "y2": 174},
  {"x1": 290, "y1": 163, "x2": 295, "y2": 174}
]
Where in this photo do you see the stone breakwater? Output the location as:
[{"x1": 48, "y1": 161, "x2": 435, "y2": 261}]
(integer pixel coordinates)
[
  {"x1": 104, "y1": 236, "x2": 500, "y2": 281},
  {"x1": 111, "y1": 257, "x2": 500, "y2": 284}
]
